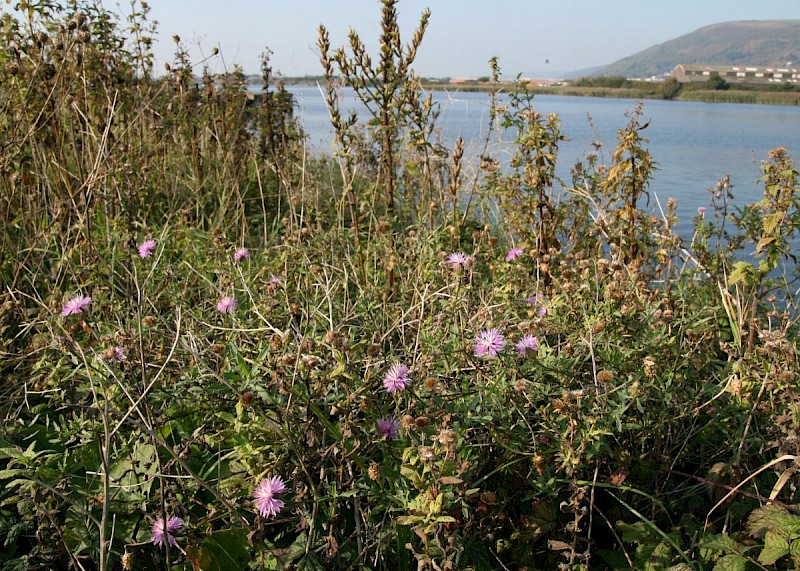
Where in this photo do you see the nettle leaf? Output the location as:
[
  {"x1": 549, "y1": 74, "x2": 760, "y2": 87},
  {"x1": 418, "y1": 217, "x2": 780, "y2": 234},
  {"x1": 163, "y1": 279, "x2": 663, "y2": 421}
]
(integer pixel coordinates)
[{"x1": 758, "y1": 531, "x2": 789, "y2": 565}]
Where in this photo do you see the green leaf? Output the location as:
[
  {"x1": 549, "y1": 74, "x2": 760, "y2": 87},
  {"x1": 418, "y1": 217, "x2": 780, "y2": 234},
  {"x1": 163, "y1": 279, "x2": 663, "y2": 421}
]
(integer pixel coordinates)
[
  {"x1": 699, "y1": 533, "x2": 739, "y2": 561},
  {"x1": 747, "y1": 504, "x2": 789, "y2": 538},
  {"x1": 728, "y1": 261, "x2": 754, "y2": 285},
  {"x1": 789, "y1": 538, "x2": 800, "y2": 560},
  {"x1": 190, "y1": 529, "x2": 250, "y2": 571},
  {"x1": 713, "y1": 553, "x2": 747, "y2": 571},
  {"x1": 758, "y1": 531, "x2": 789, "y2": 565}
]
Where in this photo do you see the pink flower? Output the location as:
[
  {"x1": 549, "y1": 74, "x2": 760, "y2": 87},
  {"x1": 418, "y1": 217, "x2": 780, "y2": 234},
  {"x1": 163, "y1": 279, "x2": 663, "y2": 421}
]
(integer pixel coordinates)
[
  {"x1": 446, "y1": 252, "x2": 471, "y2": 269},
  {"x1": 61, "y1": 294, "x2": 92, "y2": 316},
  {"x1": 474, "y1": 328, "x2": 505, "y2": 358},
  {"x1": 505, "y1": 248, "x2": 524, "y2": 261},
  {"x1": 152, "y1": 515, "x2": 183, "y2": 547},
  {"x1": 233, "y1": 247, "x2": 250, "y2": 261},
  {"x1": 376, "y1": 418, "x2": 400, "y2": 440},
  {"x1": 515, "y1": 334, "x2": 539, "y2": 357},
  {"x1": 138, "y1": 239, "x2": 156, "y2": 258},
  {"x1": 697, "y1": 206, "x2": 706, "y2": 217},
  {"x1": 383, "y1": 363, "x2": 411, "y2": 393},
  {"x1": 267, "y1": 275, "x2": 283, "y2": 289},
  {"x1": 216, "y1": 296, "x2": 237, "y2": 314},
  {"x1": 254, "y1": 475, "x2": 288, "y2": 518}
]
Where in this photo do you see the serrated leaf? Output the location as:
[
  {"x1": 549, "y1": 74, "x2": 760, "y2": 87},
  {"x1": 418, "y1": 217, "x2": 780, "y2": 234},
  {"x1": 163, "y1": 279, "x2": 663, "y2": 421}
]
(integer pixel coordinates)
[
  {"x1": 728, "y1": 261, "x2": 754, "y2": 285},
  {"x1": 713, "y1": 553, "x2": 746, "y2": 571},
  {"x1": 758, "y1": 531, "x2": 789, "y2": 565},
  {"x1": 699, "y1": 532, "x2": 739, "y2": 561},
  {"x1": 789, "y1": 538, "x2": 800, "y2": 559},
  {"x1": 747, "y1": 504, "x2": 789, "y2": 538}
]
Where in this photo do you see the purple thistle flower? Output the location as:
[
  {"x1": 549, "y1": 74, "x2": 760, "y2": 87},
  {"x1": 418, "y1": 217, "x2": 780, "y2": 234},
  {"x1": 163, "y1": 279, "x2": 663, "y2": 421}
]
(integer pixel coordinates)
[
  {"x1": 138, "y1": 239, "x2": 156, "y2": 258},
  {"x1": 254, "y1": 475, "x2": 288, "y2": 518},
  {"x1": 233, "y1": 247, "x2": 250, "y2": 261},
  {"x1": 505, "y1": 248, "x2": 524, "y2": 261},
  {"x1": 383, "y1": 363, "x2": 411, "y2": 393},
  {"x1": 152, "y1": 515, "x2": 183, "y2": 547},
  {"x1": 515, "y1": 334, "x2": 539, "y2": 357},
  {"x1": 446, "y1": 252, "x2": 471, "y2": 269},
  {"x1": 697, "y1": 206, "x2": 707, "y2": 217},
  {"x1": 216, "y1": 296, "x2": 237, "y2": 314},
  {"x1": 267, "y1": 275, "x2": 283, "y2": 289},
  {"x1": 474, "y1": 328, "x2": 505, "y2": 358},
  {"x1": 376, "y1": 418, "x2": 400, "y2": 440},
  {"x1": 61, "y1": 294, "x2": 92, "y2": 317}
]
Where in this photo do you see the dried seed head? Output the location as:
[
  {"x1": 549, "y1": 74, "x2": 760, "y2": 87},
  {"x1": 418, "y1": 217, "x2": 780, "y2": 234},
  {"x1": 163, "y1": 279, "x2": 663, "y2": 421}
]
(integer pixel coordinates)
[
  {"x1": 366, "y1": 343, "x2": 382, "y2": 358},
  {"x1": 414, "y1": 416, "x2": 430, "y2": 429},
  {"x1": 438, "y1": 429, "x2": 457, "y2": 448},
  {"x1": 596, "y1": 370, "x2": 614, "y2": 384},
  {"x1": 418, "y1": 446, "x2": 434, "y2": 463},
  {"x1": 401, "y1": 415, "x2": 415, "y2": 430},
  {"x1": 240, "y1": 391, "x2": 254, "y2": 408},
  {"x1": 424, "y1": 376, "x2": 438, "y2": 390},
  {"x1": 368, "y1": 462, "x2": 382, "y2": 481}
]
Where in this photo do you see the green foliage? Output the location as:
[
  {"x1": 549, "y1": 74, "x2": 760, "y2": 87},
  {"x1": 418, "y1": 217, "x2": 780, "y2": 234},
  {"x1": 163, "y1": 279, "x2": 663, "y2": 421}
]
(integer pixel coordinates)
[{"x1": 1, "y1": 1, "x2": 799, "y2": 570}]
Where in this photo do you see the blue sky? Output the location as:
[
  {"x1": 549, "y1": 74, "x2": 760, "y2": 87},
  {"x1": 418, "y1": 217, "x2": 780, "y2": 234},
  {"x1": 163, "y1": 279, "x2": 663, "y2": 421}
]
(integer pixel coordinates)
[{"x1": 140, "y1": 1, "x2": 800, "y2": 78}]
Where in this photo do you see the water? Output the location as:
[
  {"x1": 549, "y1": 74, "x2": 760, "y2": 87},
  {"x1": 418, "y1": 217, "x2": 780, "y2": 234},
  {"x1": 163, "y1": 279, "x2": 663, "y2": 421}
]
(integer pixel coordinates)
[{"x1": 286, "y1": 85, "x2": 800, "y2": 237}]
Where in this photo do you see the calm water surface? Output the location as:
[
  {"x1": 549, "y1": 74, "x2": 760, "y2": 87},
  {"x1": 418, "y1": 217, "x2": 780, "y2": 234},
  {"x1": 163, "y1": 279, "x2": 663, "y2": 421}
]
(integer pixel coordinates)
[{"x1": 287, "y1": 85, "x2": 800, "y2": 237}]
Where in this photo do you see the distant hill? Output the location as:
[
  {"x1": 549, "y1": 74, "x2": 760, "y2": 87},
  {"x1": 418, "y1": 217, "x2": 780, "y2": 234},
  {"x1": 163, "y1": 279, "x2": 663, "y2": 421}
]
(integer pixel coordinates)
[{"x1": 584, "y1": 20, "x2": 800, "y2": 79}]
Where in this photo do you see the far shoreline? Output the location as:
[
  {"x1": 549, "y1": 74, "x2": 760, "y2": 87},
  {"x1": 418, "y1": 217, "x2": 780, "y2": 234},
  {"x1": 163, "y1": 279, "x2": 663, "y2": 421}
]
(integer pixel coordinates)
[{"x1": 277, "y1": 78, "x2": 800, "y2": 107}]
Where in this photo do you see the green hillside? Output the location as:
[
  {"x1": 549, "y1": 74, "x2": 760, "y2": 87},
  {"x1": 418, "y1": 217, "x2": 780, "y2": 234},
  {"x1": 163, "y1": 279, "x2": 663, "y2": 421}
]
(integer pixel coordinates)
[{"x1": 595, "y1": 20, "x2": 800, "y2": 78}]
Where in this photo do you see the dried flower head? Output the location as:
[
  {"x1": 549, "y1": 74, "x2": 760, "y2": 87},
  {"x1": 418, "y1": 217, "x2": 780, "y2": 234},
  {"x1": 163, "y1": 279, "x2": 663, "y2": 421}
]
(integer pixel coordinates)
[
  {"x1": 368, "y1": 462, "x2": 382, "y2": 480},
  {"x1": 596, "y1": 370, "x2": 614, "y2": 384}
]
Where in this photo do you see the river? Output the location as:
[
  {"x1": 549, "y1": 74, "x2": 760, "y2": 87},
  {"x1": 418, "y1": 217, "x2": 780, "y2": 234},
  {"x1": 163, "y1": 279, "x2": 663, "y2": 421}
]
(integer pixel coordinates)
[{"x1": 285, "y1": 85, "x2": 800, "y2": 237}]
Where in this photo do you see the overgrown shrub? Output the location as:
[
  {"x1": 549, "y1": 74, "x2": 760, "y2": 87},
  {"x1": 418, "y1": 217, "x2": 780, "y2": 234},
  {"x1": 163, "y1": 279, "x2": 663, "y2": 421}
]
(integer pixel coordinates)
[{"x1": 1, "y1": 1, "x2": 798, "y2": 570}]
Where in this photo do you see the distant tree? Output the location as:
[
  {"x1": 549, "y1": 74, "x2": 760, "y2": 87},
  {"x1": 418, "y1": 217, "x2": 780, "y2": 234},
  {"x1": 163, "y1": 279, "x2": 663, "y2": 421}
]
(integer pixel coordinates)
[
  {"x1": 658, "y1": 77, "x2": 681, "y2": 100},
  {"x1": 706, "y1": 72, "x2": 729, "y2": 90},
  {"x1": 574, "y1": 76, "x2": 632, "y2": 88},
  {"x1": 476, "y1": 76, "x2": 490, "y2": 82}
]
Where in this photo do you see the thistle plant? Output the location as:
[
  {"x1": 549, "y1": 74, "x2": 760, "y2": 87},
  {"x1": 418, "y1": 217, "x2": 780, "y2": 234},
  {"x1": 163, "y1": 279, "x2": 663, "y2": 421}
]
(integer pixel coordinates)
[{"x1": 317, "y1": 0, "x2": 432, "y2": 223}]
